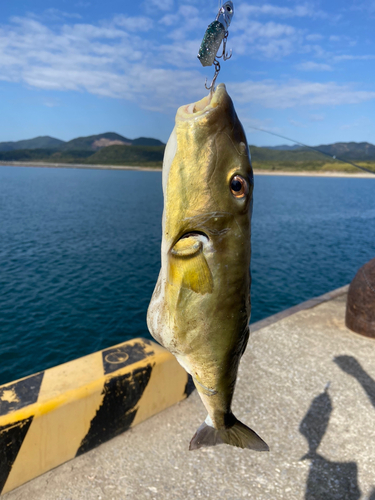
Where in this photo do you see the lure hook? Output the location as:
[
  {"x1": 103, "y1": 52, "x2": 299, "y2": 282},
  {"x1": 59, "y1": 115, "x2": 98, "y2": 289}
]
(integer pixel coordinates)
[
  {"x1": 205, "y1": 59, "x2": 221, "y2": 92},
  {"x1": 197, "y1": 1, "x2": 234, "y2": 91},
  {"x1": 216, "y1": 32, "x2": 232, "y2": 61}
]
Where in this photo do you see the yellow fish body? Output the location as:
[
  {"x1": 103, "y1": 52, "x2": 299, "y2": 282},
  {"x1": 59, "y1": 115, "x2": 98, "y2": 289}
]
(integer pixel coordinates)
[{"x1": 147, "y1": 84, "x2": 268, "y2": 451}]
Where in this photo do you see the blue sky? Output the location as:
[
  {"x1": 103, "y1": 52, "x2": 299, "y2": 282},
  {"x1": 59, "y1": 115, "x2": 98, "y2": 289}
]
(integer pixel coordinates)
[{"x1": 1, "y1": 0, "x2": 375, "y2": 146}]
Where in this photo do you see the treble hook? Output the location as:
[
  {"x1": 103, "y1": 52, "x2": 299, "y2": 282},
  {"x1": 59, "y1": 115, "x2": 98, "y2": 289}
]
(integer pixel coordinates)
[
  {"x1": 198, "y1": 1, "x2": 234, "y2": 91},
  {"x1": 216, "y1": 32, "x2": 232, "y2": 61},
  {"x1": 205, "y1": 59, "x2": 221, "y2": 93}
]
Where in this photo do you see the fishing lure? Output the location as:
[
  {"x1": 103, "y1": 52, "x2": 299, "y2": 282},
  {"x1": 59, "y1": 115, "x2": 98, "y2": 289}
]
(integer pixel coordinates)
[{"x1": 198, "y1": 1, "x2": 234, "y2": 91}]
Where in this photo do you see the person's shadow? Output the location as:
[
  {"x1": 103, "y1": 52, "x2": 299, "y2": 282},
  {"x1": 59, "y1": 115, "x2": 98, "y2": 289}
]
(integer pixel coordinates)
[
  {"x1": 299, "y1": 385, "x2": 361, "y2": 500},
  {"x1": 334, "y1": 355, "x2": 375, "y2": 500},
  {"x1": 333, "y1": 355, "x2": 375, "y2": 409}
]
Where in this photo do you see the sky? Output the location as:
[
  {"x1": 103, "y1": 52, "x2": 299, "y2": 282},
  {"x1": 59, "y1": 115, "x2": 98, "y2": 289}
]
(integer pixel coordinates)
[{"x1": 1, "y1": 0, "x2": 375, "y2": 146}]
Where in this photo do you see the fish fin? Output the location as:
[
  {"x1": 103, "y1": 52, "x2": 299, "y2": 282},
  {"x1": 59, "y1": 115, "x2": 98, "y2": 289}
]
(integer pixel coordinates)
[
  {"x1": 168, "y1": 240, "x2": 213, "y2": 295},
  {"x1": 189, "y1": 422, "x2": 224, "y2": 450},
  {"x1": 189, "y1": 417, "x2": 269, "y2": 451}
]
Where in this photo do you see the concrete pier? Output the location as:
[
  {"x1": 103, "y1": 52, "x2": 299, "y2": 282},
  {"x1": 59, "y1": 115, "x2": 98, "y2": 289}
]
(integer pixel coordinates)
[{"x1": 4, "y1": 286, "x2": 375, "y2": 500}]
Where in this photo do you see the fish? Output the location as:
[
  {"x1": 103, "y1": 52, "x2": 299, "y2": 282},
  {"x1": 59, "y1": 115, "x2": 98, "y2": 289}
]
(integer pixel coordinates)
[{"x1": 147, "y1": 83, "x2": 269, "y2": 452}]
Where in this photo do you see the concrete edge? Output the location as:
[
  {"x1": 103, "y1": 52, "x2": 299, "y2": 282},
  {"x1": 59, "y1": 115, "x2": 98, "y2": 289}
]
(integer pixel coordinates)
[
  {"x1": 0, "y1": 285, "x2": 350, "y2": 495},
  {"x1": 251, "y1": 285, "x2": 349, "y2": 333},
  {"x1": 0, "y1": 338, "x2": 191, "y2": 495}
]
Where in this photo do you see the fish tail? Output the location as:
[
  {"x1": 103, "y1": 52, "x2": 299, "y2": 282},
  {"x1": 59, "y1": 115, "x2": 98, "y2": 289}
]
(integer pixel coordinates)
[{"x1": 189, "y1": 415, "x2": 269, "y2": 451}]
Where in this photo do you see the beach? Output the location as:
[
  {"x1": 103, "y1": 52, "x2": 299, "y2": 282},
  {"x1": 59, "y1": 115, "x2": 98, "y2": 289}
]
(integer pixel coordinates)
[{"x1": 1, "y1": 161, "x2": 375, "y2": 178}]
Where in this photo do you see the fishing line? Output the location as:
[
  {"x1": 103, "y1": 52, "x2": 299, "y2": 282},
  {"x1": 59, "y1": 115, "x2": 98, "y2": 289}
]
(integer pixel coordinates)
[{"x1": 247, "y1": 125, "x2": 375, "y2": 176}]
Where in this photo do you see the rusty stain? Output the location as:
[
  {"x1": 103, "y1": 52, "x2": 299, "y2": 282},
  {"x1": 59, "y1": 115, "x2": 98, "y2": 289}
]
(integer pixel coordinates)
[{"x1": 346, "y1": 258, "x2": 375, "y2": 338}]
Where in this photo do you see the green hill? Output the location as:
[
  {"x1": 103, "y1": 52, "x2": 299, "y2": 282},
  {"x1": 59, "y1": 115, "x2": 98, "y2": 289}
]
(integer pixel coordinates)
[
  {"x1": 1, "y1": 137, "x2": 374, "y2": 173},
  {"x1": 0, "y1": 136, "x2": 64, "y2": 152},
  {"x1": 60, "y1": 133, "x2": 166, "y2": 151},
  {"x1": 250, "y1": 146, "x2": 327, "y2": 163},
  {"x1": 0, "y1": 149, "x2": 93, "y2": 162},
  {"x1": 259, "y1": 142, "x2": 375, "y2": 161},
  {"x1": 302, "y1": 142, "x2": 375, "y2": 161},
  {"x1": 0, "y1": 133, "x2": 166, "y2": 153},
  {"x1": 60, "y1": 132, "x2": 132, "y2": 151},
  {"x1": 86, "y1": 145, "x2": 165, "y2": 166},
  {"x1": 131, "y1": 137, "x2": 164, "y2": 146},
  {"x1": 249, "y1": 145, "x2": 375, "y2": 173}
]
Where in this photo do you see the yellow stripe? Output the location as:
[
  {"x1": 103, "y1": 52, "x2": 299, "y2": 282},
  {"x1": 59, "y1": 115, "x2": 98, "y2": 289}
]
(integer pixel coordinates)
[
  {"x1": 0, "y1": 339, "x2": 189, "y2": 495},
  {"x1": 132, "y1": 344, "x2": 187, "y2": 427},
  {"x1": 2, "y1": 352, "x2": 104, "y2": 493}
]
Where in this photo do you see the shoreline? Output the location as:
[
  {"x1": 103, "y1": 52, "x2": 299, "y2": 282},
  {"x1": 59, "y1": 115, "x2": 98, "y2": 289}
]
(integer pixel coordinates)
[
  {"x1": 253, "y1": 169, "x2": 375, "y2": 178},
  {"x1": 0, "y1": 161, "x2": 160, "y2": 172},
  {"x1": 1, "y1": 161, "x2": 374, "y2": 178}
]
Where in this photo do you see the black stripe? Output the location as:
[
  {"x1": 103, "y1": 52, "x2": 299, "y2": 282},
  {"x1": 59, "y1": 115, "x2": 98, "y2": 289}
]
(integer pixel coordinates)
[
  {"x1": 184, "y1": 374, "x2": 195, "y2": 397},
  {"x1": 0, "y1": 372, "x2": 44, "y2": 416},
  {"x1": 0, "y1": 417, "x2": 33, "y2": 494},
  {"x1": 102, "y1": 339, "x2": 154, "y2": 375},
  {"x1": 76, "y1": 364, "x2": 153, "y2": 456}
]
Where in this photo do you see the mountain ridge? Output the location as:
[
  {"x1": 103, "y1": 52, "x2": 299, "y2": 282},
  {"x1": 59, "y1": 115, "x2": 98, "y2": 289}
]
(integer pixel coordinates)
[
  {"x1": 0, "y1": 133, "x2": 165, "y2": 152},
  {"x1": 262, "y1": 141, "x2": 375, "y2": 160},
  {"x1": 1, "y1": 134, "x2": 374, "y2": 159},
  {"x1": 0, "y1": 136, "x2": 374, "y2": 171},
  {"x1": 0, "y1": 136, "x2": 65, "y2": 152}
]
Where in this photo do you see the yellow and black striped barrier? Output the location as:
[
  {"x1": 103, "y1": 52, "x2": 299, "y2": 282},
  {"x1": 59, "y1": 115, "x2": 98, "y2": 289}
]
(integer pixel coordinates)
[{"x1": 0, "y1": 338, "x2": 193, "y2": 495}]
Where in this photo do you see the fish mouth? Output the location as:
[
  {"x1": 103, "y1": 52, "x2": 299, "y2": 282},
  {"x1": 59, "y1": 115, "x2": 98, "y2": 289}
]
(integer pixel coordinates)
[
  {"x1": 179, "y1": 230, "x2": 208, "y2": 241},
  {"x1": 171, "y1": 231, "x2": 209, "y2": 257},
  {"x1": 177, "y1": 83, "x2": 227, "y2": 120}
]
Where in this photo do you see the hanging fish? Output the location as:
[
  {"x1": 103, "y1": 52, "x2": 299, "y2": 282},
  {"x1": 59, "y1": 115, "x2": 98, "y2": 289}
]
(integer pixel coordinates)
[
  {"x1": 147, "y1": 83, "x2": 269, "y2": 452},
  {"x1": 198, "y1": 2, "x2": 234, "y2": 90}
]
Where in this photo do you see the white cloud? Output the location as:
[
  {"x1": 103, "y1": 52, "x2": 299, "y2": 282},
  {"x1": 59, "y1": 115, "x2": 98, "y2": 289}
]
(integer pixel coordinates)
[
  {"x1": 0, "y1": 15, "x2": 204, "y2": 111},
  {"x1": 144, "y1": 0, "x2": 174, "y2": 12},
  {"x1": 160, "y1": 13, "x2": 179, "y2": 26},
  {"x1": 296, "y1": 61, "x2": 333, "y2": 71},
  {"x1": 43, "y1": 9, "x2": 82, "y2": 20},
  {"x1": 306, "y1": 34, "x2": 324, "y2": 41},
  {"x1": 289, "y1": 119, "x2": 307, "y2": 128},
  {"x1": 234, "y1": 18, "x2": 296, "y2": 36},
  {"x1": 231, "y1": 3, "x2": 333, "y2": 60},
  {"x1": 160, "y1": 3, "x2": 199, "y2": 23},
  {"x1": 328, "y1": 35, "x2": 357, "y2": 47},
  {"x1": 42, "y1": 98, "x2": 60, "y2": 108},
  {"x1": 231, "y1": 80, "x2": 375, "y2": 109},
  {"x1": 310, "y1": 114, "x2": 325, "y2": 121},
  {"x1": 158, "y1": 39, "x2": 201, "y2": 67},
  {"x1": 334, "y1": 54, "x2": 375, "y2": 61},
  {"x1": 113, "y1": 15, "x2": 153, "y2": 32},
  {"x1": 237, "y1": 3, "x2": 327, "y2": 19},
  {"x1": 1, "y1": 13, "x2": 374, "y2": 115},
  {"x1": 351, "y1": 1, "x2": 375, "y2": 13},
  {"x1": 160, "y1": 4, "x2": 203, "y2": 39},
  {"x1": 231, "y1": 20, "x2": 302, "y2": 59}
]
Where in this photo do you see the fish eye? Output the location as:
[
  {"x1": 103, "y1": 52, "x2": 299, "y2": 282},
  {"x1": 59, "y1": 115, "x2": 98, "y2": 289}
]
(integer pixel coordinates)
[
  {"x1": 230, "y1": 175, "x2": 248, "y2": 198},
  {"x1": 226, "y1": 6, "x2": 232, "y2": 12}
]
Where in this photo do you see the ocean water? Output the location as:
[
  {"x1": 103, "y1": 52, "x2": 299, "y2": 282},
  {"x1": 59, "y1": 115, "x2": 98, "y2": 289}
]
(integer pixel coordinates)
[{"x1": 0, "y1": 166, "x2": 374, "y2": 385}]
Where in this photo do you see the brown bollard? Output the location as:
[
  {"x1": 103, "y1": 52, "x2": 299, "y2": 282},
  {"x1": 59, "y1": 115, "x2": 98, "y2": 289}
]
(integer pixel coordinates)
[{"x1": 346, "y1": 258, "x2": 375, "y2": 338}]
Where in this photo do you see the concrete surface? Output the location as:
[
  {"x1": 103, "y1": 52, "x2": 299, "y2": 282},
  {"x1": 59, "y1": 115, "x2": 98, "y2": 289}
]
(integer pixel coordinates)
[{"x1": 4, "y1": 288, "x2": 375, "y2": 500}]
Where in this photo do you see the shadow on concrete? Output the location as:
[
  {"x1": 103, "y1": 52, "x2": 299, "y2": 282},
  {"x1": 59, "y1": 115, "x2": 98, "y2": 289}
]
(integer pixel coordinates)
[
  {"x1": 334, "y1": 355, "x2": 375, "y2": 409},
  {"x1": 299, "y1": 385, "x2": 361, "y2": 500}
]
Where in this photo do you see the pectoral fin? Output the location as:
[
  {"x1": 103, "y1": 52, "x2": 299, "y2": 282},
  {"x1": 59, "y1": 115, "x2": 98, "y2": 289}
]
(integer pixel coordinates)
[{"x1": 168, "y1": 236, "x2": 213, "y2": 295}]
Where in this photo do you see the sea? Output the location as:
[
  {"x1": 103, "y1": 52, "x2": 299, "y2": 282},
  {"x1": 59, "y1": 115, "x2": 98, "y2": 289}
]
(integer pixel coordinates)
[{"x1": 0, "y1": 166, "x2": 374, "y2": 386}]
